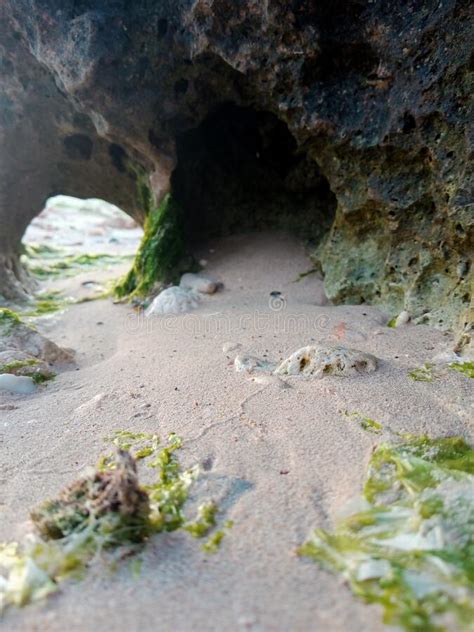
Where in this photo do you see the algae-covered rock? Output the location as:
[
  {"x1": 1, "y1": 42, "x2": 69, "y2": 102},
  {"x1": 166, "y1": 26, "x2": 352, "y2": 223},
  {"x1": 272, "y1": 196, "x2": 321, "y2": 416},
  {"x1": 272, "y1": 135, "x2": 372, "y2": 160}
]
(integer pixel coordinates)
[
  {"x1": 275, "y1": 345, "x2": 378, "y2": 378},
  {"x1": 115, "y1": 194, "x2": 185, "y2": 298},
  {"x1": 2, "y1": 432, "x2": 231, "y2": 613},
  {"x1": 31, "y1": 451, "x2": 150, "y2": 544},
  {"x1": 0, "y1": 308, "x2": 73, "y2": 390},
  {"x1": 0, "y1": 309, "x2": 73, "y2": 365}
]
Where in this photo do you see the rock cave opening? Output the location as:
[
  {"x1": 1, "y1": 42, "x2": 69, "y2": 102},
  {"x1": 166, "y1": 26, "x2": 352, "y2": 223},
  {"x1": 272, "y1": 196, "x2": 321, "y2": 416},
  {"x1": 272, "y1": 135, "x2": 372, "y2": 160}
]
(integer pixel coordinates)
[
  {"x1": 171, "y1": 103, "x2": 337, "y2": 249},
  {"x1": 19, "y1": 196, "x2": 143, "y2": 303}
]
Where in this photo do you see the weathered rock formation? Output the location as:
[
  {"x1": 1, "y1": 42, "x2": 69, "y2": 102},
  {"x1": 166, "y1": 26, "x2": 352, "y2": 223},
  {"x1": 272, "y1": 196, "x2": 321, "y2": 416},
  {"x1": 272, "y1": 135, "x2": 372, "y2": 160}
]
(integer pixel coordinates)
[{"x1": 0, "y1": 1, "x2": 472, "y2": 337}]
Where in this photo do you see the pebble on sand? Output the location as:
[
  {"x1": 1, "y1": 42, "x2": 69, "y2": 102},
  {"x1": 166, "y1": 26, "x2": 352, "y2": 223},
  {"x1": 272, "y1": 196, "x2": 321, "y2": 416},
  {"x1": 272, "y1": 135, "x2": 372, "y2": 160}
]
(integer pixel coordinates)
[
  {"x1": 145, "y1": 286, "x2": 200, "y2": 316},
  {"x1": 274, "y1": 345, "x2": 378, "y2": 378},
  {"x1": 180, "y1": 272, "x2": 221, "y2": 295},
  {"x1": 0, "y1": 373, "x2": 37, "y2": 394},
  {"x1": 234, "y1": 353, "x2": 277, "y2": 374}
]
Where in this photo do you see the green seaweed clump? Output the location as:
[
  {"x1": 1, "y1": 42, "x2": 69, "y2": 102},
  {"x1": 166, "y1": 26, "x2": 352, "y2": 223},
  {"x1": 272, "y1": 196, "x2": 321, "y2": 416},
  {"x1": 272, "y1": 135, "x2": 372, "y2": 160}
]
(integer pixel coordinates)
[
  {"x1": 0, "y1": 430, "x2": 230, "y2": 613},
  {"x1": 342, "y1": 410, "x2": 383, "y2": 434},
  {"x1": 0, "y1": 450, "x2": 150, "y2": 612},
  {"x1": 26, "y1": 253, "x2": 132, "y2": 281},
  {"x1": 23, "y1": 243, "x2": 64, "y2": 259},
  {"x1": 449, "y1": 361, "x2": 474, "y2": 379},
  {"x1": 408, "y1": 363, "x2": 436, "y2": 382},
  {"x1": 0, "y1": 359, "x2": 39, "y2": 373},
  {"x1": 202, "y1": 521, "x2": 234, "y2": 554},
  {"x1": 298, "y1": 434, "x2": 474, "y2": 631},
  {"x1": 24, "y1": 290, "x2": 75, "y2": 317},
  {"x1": 31, "y1": 450, "x2": 150, "y2": 544},
  {"x1": 185, "y1": 502, "x2": 218, "y2": 538},
  {"x1": 23, "y1": 288, "x2": 113, "y2": 318},
  {"x1": 114, "y1": 193, "x2": 184, "y2": 298}
]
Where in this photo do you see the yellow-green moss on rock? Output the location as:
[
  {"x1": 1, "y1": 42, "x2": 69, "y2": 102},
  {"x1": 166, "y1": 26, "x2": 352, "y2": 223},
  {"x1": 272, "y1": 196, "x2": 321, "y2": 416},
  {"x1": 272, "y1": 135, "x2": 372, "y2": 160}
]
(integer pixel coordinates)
[{"x1": 115, "y1": 192, "x2": 185, "y2": 299}]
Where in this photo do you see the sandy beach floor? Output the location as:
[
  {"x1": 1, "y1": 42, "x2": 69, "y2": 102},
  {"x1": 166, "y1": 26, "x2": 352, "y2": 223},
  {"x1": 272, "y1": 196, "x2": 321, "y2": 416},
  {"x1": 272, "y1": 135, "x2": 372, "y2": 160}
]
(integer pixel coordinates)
[{"x1": 1, "y1": 228, "x2": 472, "y2": 632}]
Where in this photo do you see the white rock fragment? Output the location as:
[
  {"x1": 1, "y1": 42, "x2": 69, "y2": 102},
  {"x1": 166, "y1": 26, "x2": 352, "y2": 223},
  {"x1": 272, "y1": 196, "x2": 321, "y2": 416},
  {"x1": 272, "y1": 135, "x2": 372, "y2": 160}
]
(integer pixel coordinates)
[
  {"x1": 180, "y1": 272, "x2": 221, "y2": 294},
  {"x1": 234, "y1": 353, "x2": 276, "y2": 374},
  {"x1": 394, "y1": 310, "x2": 411, "y2": 327},
  {"x1": 0, "y1": 374, "x2": 37, "y2": 394},
  {"x1": 274, "y1": 345, "x2": 378, "y2": 378},
  {"x1": 145, "y1": 286, "x2": 200, "y2": 316}
]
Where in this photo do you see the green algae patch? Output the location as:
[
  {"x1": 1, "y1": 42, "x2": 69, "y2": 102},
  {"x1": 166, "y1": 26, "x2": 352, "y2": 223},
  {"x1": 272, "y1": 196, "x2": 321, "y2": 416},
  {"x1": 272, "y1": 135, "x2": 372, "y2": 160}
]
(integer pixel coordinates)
[
  {"x1": 22, "y1": 288, "x2": 113, "y2": 318},
  {"x1": 0, "y1": 430, "x2": 229, "y2": 614},
  {"x1": 23, "y1": 243, "x2": 65, "y2": 259},
  {"x1": 26, "y1": 253, "x2": 133, "y2": 281},
  {"x1": 114, "y1": 193, "x2": 185, "y2": 299},
  {"x1": 0, "y1": 359, "x2": 39, "y2": 373},
  {"x1": 449, "y1": 362, "x2": 474, "y2": 379},
  {"x1": 408, "y1": 363, "x2": 437, "y2": 382},
  {"x1": 24, "y1": 291, "x2": 75, "y2": 317},
  {"x1": 342, "y1": 410, "x2": 383, "y2": 434},
  {"x1": 202, "y1": 521, "x2": 234, "y2": 554},
  {"x1": 298, "y1": 435, "x2": 474, "y2": 631},
  {"x1": 0, "y1": 308, "x2": 22, "y2": 335},
  {"x1": 185, "y1": 502, "x2": 218, "y2": 538},
  {"x1": 29, "y1": 371, "x2": 56, "y2": 385}
]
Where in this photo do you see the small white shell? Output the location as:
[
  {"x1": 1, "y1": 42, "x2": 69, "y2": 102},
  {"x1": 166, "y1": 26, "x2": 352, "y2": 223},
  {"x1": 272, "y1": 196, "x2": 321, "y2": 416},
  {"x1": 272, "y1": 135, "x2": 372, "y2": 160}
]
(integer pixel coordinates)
[{"x1": 145, "y1": 286, "x2": 200, "y2": 316}]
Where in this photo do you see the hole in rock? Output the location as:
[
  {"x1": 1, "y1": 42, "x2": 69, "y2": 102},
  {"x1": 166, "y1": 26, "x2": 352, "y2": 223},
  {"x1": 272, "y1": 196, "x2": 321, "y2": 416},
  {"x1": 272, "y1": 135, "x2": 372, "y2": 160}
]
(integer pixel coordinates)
[
  {"x1": 171, "y1": 103, "x2": 337, "y2": 246},
  {"x1": 21, "y1": 196, "x2": 143, "y2": 300}
]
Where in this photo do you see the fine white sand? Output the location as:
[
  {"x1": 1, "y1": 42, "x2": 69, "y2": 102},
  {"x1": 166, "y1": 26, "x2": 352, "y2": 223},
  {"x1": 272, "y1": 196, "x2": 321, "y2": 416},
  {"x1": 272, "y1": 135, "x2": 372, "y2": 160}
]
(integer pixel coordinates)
[{"x1": 1, "y1": 231, "x2": 472, "y2": 632}]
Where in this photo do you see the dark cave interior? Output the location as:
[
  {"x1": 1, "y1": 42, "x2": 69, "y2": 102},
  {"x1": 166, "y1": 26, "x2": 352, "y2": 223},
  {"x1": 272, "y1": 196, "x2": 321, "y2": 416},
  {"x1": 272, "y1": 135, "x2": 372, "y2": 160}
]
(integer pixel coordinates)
[{"x1": 171, "y1": 103, "x2": 337, "y2": 246}]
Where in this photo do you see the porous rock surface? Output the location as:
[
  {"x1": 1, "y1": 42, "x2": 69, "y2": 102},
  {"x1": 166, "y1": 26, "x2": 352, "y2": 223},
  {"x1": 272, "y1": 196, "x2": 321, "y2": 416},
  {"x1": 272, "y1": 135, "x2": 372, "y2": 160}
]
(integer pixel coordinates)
[
  {"x1": 0, "y1": 1, "x2": 472, "y2": 337},
  {"x1": 275, "y1": 345, "x2": 378, "y2": 378}
]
